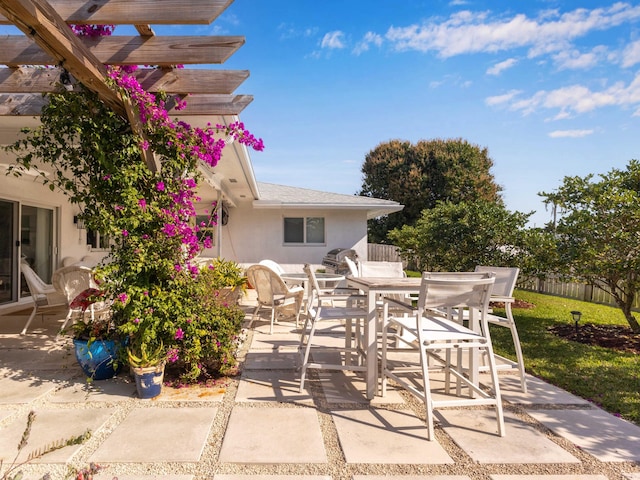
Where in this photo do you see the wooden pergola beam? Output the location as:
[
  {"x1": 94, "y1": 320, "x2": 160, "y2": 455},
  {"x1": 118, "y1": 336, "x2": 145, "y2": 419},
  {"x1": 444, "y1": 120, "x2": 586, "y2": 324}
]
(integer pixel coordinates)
[
  {"x1": 0, "y1": 93, "x2": 253, "y2": 116},
  {"x1": 0, "y1": 35, "x2": 245, "y2": 67},
  {"x1": 0, "y1": 0, "x2": 123, "y2": 114},
  {"x1": 0, "y1": 0, "x2": 233, "y2": 25},
  {"x1": 0, "y1": 67, "x2": 249, "y2": 95}
]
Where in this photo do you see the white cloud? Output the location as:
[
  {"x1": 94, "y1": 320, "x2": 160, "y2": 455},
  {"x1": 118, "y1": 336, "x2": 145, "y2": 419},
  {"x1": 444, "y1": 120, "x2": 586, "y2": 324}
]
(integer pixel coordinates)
[
  {"x1": 485, "y1": 89, "x2": 522, "y2": 106},
  {"x1": 552, "y1": 46, "x2": 608, "y2": 70},
  {"x1": 487, "y1": 58, "x2": 518, "y2": 75},
  {"x1": 621, "y1": 39, "x2": 640, "y2": 67},
  {"x1": 491, "y1": 72, "x2": 640, "y2": 116},
  {"x1": 548, "y1": 129, "x2": 594, "y2": 138},
  {"x1": 384, "y1": 4, "x2": 640, "y2": 58},
  {"x1": 321, "y1": 31, "x2": 346, "y2": 49},
  {"x1": 353, "y1": 31, "x2": 383, "y2": 55}
]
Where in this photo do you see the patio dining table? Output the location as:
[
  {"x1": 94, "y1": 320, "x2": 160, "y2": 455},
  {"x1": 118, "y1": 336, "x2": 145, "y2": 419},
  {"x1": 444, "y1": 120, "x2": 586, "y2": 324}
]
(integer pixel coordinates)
[{"x1": 346, "y1": 276, "x2": 422, "y2": 399}]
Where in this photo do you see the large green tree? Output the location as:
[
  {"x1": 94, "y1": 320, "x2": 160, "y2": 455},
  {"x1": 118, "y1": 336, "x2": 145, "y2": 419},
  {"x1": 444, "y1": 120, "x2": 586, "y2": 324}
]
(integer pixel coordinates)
[
  {"x1": 388, "y1": 200, "x2": 532, "y2": 272},
  {"x1": 540, "y1": 160, "x2": 640, "y2": 333},
  {"x1": 359, "y1": 138, "x2": 503, "y2": 242}
]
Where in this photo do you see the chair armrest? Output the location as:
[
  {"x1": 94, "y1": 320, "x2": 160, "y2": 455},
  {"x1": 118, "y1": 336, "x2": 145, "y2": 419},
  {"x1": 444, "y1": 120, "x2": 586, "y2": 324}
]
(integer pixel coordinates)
[
  {"x1": 490, "y1": 296, "x2": 514, "y2": 304},
  {"x1": 382, "y1": 296, "x2": 415, "y2": 314}
]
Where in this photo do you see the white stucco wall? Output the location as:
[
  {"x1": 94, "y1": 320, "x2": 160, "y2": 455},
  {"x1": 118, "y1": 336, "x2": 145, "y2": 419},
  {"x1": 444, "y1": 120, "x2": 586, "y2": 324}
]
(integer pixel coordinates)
[{"x1": 200, "y1": 201, "x2": 369, "y2": 266}]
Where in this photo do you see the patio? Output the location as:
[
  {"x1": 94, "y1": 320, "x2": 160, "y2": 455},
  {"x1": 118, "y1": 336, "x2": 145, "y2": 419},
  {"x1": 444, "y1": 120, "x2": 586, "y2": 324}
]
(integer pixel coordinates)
[{"x1": 1, "y1": 291, "x2": 639, "y2": 480}]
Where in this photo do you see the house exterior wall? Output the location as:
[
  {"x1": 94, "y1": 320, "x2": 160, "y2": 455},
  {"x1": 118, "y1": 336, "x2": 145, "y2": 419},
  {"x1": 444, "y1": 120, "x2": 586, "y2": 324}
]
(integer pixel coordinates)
[{"x1": 201, "y1": 202, "x2": 368, "y2": 266}]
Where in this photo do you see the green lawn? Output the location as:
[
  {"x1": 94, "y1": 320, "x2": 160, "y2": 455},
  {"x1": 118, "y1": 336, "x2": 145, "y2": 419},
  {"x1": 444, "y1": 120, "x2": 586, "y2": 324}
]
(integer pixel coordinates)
[{"x1": 491, "y1": 289, "x2": 640, "y2": 425}]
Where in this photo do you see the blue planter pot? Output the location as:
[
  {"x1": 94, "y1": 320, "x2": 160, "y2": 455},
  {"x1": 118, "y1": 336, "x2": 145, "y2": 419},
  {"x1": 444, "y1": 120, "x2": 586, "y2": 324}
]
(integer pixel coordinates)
[
  {"x1": 132, "y1": 363, "x2": 165, "y2": 399},
  {"x1": 73, "y1": 338, "x2": 122, "y2": 380}
]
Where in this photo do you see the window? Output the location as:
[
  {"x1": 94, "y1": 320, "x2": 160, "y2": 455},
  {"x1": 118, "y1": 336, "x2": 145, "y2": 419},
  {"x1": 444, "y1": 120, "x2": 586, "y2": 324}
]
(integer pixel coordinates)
[
  {"x1": 284, "y1": 217, "x2": 325, "y2": 244},
  {"x1": 86, "y1": 229, "x2": 112, "y2": 251}
]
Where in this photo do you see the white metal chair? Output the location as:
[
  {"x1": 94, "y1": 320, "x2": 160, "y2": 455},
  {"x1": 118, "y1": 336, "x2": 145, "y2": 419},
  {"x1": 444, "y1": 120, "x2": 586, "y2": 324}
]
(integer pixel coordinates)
[
  {"x1": 20, "y1": 260, "x2": 67, "y2": 335},
  {"x1": 344, "y1": 256, "x2": 359, "y2": 277},
  {"x1": 246, "y1": 264, "x2": 304, "y2": 334},
  {"x1": 51, "y1": 265, "x2": 108, "y2": 337},
  {"x1": 475, "y1": 266, "x2": 526, "y2": 392},
  {"x1": 298, "y1": 264, "x2": 367, "y2": 392},
  {"x1": 381, "y1": 271, "x2": 504, "y2": 441}
]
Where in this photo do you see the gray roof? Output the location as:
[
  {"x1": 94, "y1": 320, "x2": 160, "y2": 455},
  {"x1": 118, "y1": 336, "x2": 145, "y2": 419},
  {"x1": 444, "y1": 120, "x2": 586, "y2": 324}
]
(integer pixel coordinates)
[{"x1": 254, "y1": 182, "x2": 403, "y2": 220}]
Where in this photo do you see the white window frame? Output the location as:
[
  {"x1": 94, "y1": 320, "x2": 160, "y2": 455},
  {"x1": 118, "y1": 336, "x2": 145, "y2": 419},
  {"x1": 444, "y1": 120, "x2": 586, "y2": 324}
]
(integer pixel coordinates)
[{"x1": 283, "y1": 216, "x2": 325, "y2": 245}]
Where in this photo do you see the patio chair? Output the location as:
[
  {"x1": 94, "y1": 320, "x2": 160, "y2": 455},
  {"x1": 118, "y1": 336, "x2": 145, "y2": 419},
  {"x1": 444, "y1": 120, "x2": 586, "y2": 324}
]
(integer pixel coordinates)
[
  {"x1": 20, "y1": 260, "x2": 67, "y2": 335},
  {"x1": 298, "y1": 264, "x2": 367, "y2": 392},
  {"x1": 246, "y1": 264, "x2": 304, "y2": 334},
  {"x1": 51, "y1": 265, "x2": 108, "y2": 338},
  {"x1": 474, "y1": 266, "x2": 526, "y2": 392},
  {"x1": 258, "y1": 259, "x2": 285, "y2": 275},
  {"x1": 381, "y1": 271, "x2": 504, "y2": 441}
]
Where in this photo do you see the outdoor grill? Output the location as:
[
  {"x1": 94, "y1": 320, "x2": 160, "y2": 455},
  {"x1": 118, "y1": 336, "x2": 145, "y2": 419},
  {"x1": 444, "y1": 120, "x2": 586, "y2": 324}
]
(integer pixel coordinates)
[{"x1": 321, "y1": 248, "x2": 358, "y2": 275}]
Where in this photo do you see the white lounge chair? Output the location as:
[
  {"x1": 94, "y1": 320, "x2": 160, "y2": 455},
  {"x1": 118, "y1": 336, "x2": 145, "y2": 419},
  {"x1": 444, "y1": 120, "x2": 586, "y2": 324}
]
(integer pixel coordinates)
[{"x1": 20, "y1": 260, "x2": 67, "y2": 335}]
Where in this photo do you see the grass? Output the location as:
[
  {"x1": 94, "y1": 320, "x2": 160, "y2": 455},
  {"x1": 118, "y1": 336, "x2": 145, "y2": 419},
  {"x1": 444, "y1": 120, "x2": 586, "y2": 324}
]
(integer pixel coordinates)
[{"x1": 492, "y1": 289, "x2": 640, "y2": 425}]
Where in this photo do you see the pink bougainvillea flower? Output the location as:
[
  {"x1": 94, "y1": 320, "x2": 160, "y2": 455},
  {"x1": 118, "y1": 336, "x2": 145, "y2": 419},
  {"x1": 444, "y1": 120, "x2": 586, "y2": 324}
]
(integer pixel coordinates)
[
  {"x1": 175, "y1": 328, "x2": 184, "y2": 340},
  {"x1": 121, "y1": 229, "x2": 128, "y2": 237},
  {"x1": 138, "y1": 198, "x2": 147, "y2": 210},
  {"x1": 167, "y1": 348, "x2": 179, "y2": 363},
  {"x1": 156, "y1": 181, "x2": 165, "y2": 191},
  {"x1": 117, "y1": 293, "x2": 128, "y2": 304}
]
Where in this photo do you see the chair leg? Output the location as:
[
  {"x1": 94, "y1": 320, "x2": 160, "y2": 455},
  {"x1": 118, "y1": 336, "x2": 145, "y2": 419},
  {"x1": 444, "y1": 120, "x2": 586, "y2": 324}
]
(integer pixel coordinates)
[
  {"x1": 483, "y1": 343, "x2": 506, "y2": 437},
  {"x1": 270, "y1": 308, "x2": 276, "y2": 335},
  {"x1": 299, "y1": 317, "x2": 319, "y2": 392},
  {"x1": 55, "y1": 309, "x2": 74, "y2": 339},
  {"x1": 248, "y1": 304, "x2": 261, "y2": 330},
  {"x1": 506, "y1": 304, "x2": 527, "y2": 393},
  {"x1": 419, "y1": 345, "x2": 437, "y2": 441},
  {"x1": 20, "y1": 306, "x2": 38, "y2": 335}
]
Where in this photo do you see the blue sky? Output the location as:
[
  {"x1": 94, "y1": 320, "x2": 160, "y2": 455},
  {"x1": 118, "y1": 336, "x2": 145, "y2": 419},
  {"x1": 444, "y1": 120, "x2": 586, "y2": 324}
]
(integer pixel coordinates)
[
  {"x1": 210, "y1": 0, "x2": 640, "y2": 227},
  {"x1": 5, "y1": 1, "x2": 640, "y2": 227}
]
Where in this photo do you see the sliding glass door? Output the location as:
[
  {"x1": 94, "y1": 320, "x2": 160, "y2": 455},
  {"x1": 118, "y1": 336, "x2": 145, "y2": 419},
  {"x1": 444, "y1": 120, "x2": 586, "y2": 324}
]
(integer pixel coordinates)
[
  {"x1": 0, "y1": 199, "x2": 56, "y2": 305},
  {"x1": 20, "y1": 205, "x2": 55, "y2": 298},
  {"x1": 0, "y1": 200, "x2": 17, "y2": 304}
]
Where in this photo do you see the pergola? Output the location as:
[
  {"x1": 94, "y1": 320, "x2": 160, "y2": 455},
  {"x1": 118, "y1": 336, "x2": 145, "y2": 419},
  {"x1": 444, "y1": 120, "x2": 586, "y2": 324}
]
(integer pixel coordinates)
[{"x1": 0, "y1": 0, "x2": 258, "y2": 204}]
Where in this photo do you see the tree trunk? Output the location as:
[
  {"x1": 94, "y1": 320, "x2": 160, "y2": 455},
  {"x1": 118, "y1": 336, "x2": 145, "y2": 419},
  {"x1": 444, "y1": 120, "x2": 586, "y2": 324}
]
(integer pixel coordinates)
[{"x1": 623, "y1": 308, "x2": 640, "y2": 333}]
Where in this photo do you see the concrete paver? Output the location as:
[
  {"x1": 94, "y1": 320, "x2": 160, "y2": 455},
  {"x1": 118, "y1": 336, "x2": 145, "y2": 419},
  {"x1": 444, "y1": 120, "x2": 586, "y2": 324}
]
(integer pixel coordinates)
[
  {"x1": 438, "y1": 409, "x2": 580, "y2": 464},
  {"x1": 250, "y1": 331, "x2": 301, "y2": 351},
  {"x1": 491, "y1": 476, "x2": 609, "y2": 480},
  {"x1": 353, "y1": 477, "x2": 470, "y2": 480},
  {"x1": 498, "y1": 374, "x2": 593, "y2": 405},
  {"x1": 0, "y1": 408, "x2": 115, "y2": 464},
  {"x1": 214, "y1": 476, "x2": 332, "y2": 480},
  {"x1": 244, "y1": 351, "x2": 299, "y2": 370},
  {"x1": 90, "y1": 407, "x2": 217, "y2": 463},
  {"x1": 219, "y1": 407, "x2": 327, "y2": 464},
  {"x1": 0, "y1": 373, "x2": 70, "y2": 404},
  {"x1": 236, "y1": 369, "x2": 314, "y2": 404},
  {"x1": 50, "y1": 376, "x2": 137, "y2": 402},
  {"x1": 317, "y1": 371, "x2": 405, "y2": 405},
  {"x1": 2, "y1": 306, "x2": 640, "y2": 479},
  {"x1": 527, "y1": 408, "x2": 640, "y2": 462},
  {"x1": 331, "y1": 408, "x2": 454, "y2": 464}
]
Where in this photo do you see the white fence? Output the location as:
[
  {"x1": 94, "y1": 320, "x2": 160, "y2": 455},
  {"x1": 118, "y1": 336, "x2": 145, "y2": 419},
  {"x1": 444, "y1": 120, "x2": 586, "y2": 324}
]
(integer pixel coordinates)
[{"x1": 518, "y1": 274, "x2": 640, "y2": 310}]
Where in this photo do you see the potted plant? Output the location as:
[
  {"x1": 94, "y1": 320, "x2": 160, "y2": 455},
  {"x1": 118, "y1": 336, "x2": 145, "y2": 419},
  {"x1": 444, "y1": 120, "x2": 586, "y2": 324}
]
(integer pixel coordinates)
[
  {"x1": 68, "y1": 290, "x2": 124, "y2": 381},
  {"x1": 198, "y1": 258, "x2": 248, "y2": 306},
  {"x1": 127, "y1": 341, "x2": 166, "y2": 399}
]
